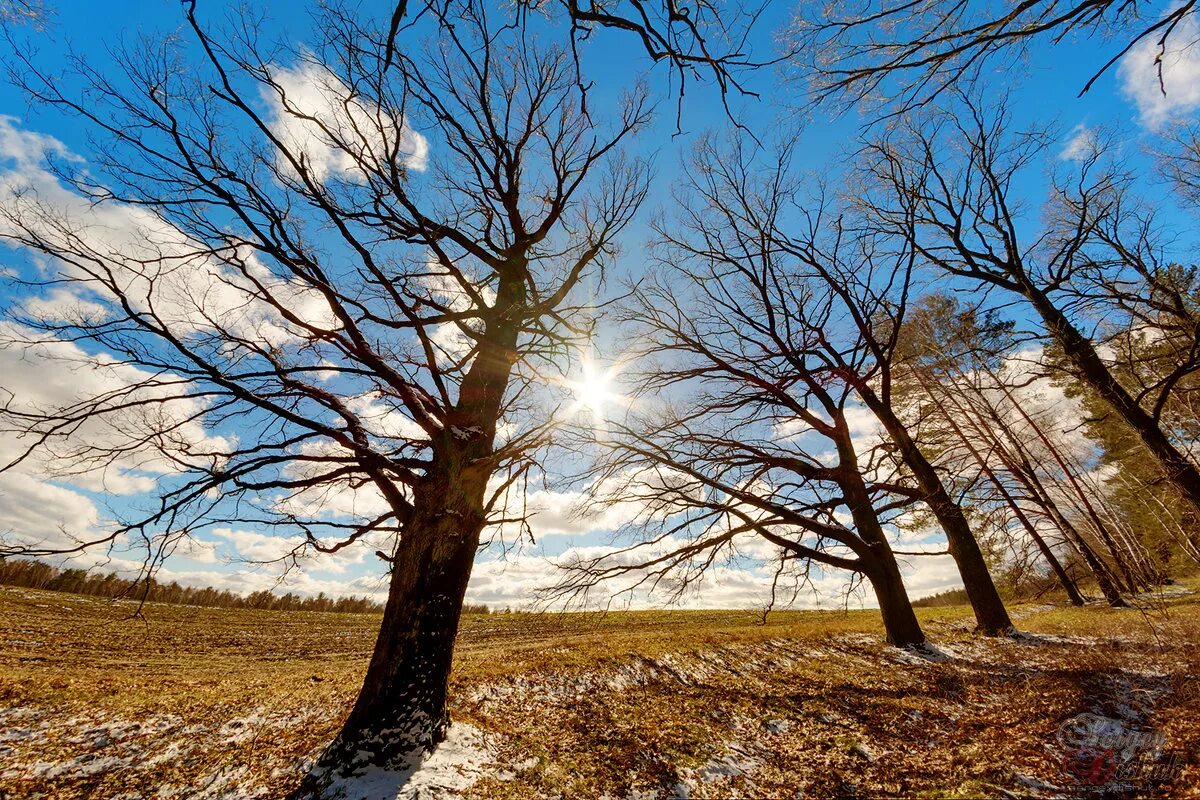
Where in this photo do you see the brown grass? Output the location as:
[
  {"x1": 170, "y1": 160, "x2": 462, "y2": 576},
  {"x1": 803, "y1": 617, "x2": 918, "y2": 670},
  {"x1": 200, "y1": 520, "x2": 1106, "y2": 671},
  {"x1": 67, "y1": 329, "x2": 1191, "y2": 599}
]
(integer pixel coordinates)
[{"x1": 0, "y1": 583, "x2": 1197, "y2": 798}]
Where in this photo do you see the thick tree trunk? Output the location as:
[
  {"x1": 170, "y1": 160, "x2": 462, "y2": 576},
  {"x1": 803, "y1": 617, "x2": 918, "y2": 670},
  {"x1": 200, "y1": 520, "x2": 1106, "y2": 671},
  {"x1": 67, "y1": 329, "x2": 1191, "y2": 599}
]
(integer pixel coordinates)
[
  {"x1": 864, "y1": 391, "x2": 1014, "y2": 635},
  {"x1": 866, "y1": 549, "x2": 926, "y2": 647},
  {"x1": 833, "y1": 436, "x2": 927, "y2": 647},
  {"x1": 311, "y1": 470, "x2": 486, "y2": 781},
  {"x1": 1025, "y1": 286, "x2": 1200, "y2": 520},
  {"x1": 927, "y1": 490, "x2": 1014, "y2": 634}
]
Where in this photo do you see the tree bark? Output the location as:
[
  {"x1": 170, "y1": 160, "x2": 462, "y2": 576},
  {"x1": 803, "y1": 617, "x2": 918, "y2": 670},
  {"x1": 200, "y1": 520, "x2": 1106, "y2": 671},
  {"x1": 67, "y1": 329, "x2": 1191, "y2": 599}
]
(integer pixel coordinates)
[
  {"x1": 835, "y1": 431, "x2": 926, "y2": 652},
  {"x1": 1025, "y1": 284, "x2": 1200, "y2": 521},
  {"x1": 863, "y1": 389, "x2": 1014, "y2": 635},
  {"x1": 310, "y1": 466, "x2": 486, "y2": 781},
  {"x1": 866, "y1": 549, "x2": 927, "y2": 647},
  {"x1": 836, "y1": 449, "x2": 926, "y2": 647}
]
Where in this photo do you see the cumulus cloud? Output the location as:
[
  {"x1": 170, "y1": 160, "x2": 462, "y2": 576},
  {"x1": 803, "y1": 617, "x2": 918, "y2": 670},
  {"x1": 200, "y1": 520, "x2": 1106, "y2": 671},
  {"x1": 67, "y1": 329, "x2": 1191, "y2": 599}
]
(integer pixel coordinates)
[
  {"x1": 266, "y1": 62, "x2": 428, "y2": 183},
  {"x1": 0, "y1": 321, "x2": 238, "y2": 555},
  {"x1": 0, "y1": 471, "x2": 100, "y2": 550},
  {"x1": 1119, "y1": 12, "x2": 1200, "y2": 130},
  {"x1": 464, "y1": 534, "x2": 965, "y2": 610},
  {"x1": 0, "y1": 322, "x2": 232, "y2": 491},
  {"x1": 0, "y1": 117, "x2": 339, "y2": 345}
]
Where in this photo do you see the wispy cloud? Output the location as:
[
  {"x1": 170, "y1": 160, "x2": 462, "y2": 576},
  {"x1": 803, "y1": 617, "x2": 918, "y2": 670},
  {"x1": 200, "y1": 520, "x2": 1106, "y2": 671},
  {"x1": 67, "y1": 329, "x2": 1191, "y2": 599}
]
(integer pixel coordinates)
[{"x1": 1119, "y1": 13, "x2": 1200, "y2": 130}]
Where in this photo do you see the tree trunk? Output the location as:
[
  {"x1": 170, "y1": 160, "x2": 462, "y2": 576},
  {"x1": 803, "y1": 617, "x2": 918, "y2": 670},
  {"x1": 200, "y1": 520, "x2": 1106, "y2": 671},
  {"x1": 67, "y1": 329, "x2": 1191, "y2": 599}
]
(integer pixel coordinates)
[
  {"x1": 950, "y1": 369, "x2": 1128, "y2": 608},
  {"x1": 866, "y1": 549, "x2": 927, "y2": 647},
  {"x1": 863, "y1": 390, "x2": 1015, "y2": 635},
  {"x1": 928, "y1": 490, "x2": 1014, "y2": 634},
  {"x1": 1025, "y1": 285, "x2": 1200, "y2": 519},
  {"x1": 929, "y1": 377, "x2": 1086, "y2": 606},
  {"x1": 312, "y1": 469, "x2": 485, "y2": 779},
  {"x1": 833, "y1": 433, "x2": 927, "y2": 647},
  {"x1": 1014, "y1": 462, "x2": 1127, "y2": 608}
]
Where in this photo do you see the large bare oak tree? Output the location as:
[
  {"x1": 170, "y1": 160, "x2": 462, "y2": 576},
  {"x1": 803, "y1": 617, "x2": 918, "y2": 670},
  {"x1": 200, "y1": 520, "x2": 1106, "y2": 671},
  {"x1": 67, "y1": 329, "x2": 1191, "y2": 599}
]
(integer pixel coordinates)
[{"x1": 0, "y1": 0, "x2": 649, "y2": 779}]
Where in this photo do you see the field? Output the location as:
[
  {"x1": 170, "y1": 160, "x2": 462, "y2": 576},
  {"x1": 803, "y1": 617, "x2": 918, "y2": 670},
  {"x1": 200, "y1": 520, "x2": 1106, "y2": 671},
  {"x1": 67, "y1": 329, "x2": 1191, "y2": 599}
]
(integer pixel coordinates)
[{"x1": 1, "y1": 586, "x2": 1199, "y2": 799}]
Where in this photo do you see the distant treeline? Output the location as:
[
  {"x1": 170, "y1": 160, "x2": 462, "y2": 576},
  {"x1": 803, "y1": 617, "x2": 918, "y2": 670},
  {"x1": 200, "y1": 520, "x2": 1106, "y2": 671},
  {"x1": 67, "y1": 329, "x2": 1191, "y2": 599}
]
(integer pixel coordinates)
[{"x1": 0, "y1": 558, "x2": 490, "y2": 615}]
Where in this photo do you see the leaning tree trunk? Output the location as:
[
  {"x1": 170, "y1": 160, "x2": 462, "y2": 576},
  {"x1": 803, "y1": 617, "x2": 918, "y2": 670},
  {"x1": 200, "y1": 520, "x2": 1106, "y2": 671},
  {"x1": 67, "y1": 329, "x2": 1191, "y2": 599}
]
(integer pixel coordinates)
[
  {"x1": 865, "y1": 393, "x2": 1015, "y2": 635},
  {"x1": 835, "y1": 434, "x2": 926, "y2": 647},
  {"x1": 310, "y1": 466, "x2": 487, "y2": 782},
  {"x1": 838, "y1": 455, "x2": 926, "y2": 647},
  {"x1": 1025, "y1": 285, "x2": 1200, "y2": 519},
  {"x1": 961, "y1": 379, "x2": 1128, "y2": 608},
  {"x1": 865, "y1": 549, "x2": 926, "y2": 647},
  {"x1": 929, "y1": 375, "x2": 1085, "y2": 606},
  {"x1": 1012, "y1": 459, "x2": 1128, "y2": 608},
  {"x1": 304, "y1": 268, "x2": 526, "y2": 786}
]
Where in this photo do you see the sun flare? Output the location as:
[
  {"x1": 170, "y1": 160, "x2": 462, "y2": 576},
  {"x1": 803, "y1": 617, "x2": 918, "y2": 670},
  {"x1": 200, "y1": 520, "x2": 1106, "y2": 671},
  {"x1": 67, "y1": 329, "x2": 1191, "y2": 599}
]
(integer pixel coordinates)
[
  {"x1": 570, "y1": 362, "x2": 618, "y2": 416},
  {"x1": 563, "y1": 356, "x2": 628, "y2": 427}
]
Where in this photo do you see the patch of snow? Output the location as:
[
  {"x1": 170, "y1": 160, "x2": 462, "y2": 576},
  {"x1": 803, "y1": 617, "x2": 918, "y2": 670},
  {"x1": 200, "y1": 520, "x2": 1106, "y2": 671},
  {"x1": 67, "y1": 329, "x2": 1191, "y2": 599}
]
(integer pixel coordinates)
[
  {"x1": 889, "y1": 642, "x2": 957, "y2": 665},
  {"x1": 672, "y1": 742, "x2": 761, "y2": 799},
  {"x1": 30, "y1": 753, "x2": 129, "y2": 778},
  {"x1": 322, "y1": 723, "x2": 494, "y2": 800}
]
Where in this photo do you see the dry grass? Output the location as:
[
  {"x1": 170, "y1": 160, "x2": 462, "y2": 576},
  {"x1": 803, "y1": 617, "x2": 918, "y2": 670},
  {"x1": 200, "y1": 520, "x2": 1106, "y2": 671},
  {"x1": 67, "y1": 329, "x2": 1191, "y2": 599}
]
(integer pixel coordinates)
[{"x1": 0, "y1": 584, "x2": 1197, "y2": 798}]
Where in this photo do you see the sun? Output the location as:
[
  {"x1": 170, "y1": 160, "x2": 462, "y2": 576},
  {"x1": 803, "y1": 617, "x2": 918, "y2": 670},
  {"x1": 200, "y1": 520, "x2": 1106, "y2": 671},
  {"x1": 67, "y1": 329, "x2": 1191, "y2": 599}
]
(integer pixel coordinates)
[
  {"x1": 570, "y1": 361, "x2": 618, "y2": 416},
  {"x1": 563, "y1": 355, "x2": 627, "y2": 427}
]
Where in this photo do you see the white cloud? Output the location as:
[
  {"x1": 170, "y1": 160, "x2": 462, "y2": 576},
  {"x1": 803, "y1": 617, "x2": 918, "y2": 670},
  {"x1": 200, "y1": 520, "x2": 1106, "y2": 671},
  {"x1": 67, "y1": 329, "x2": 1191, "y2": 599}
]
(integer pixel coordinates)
[
  {"x1": 170, "y1": 535, "x2": 220, "y2": 565},
  {"x1": 0, "y1": 322, "x2": 240, "y2": 558},
  {"x1": 0, "y1": 322, "x2": 233, "y2": 491},
  {"x1": 0, "y1": 117, "x2": 339, "y2": 345},
  {"x1": 1059, "y1": 125, "x2": 1097, "y2": 161},
  {"x1": 266, "y1": 62, "x2": 428, "y2": 183},
  {"x1": 1119, "y1": 12, "x2": 1200, "y2": 130},
  {"x1": 0, "y1": 471, "x2": 100, "y2": 551}
]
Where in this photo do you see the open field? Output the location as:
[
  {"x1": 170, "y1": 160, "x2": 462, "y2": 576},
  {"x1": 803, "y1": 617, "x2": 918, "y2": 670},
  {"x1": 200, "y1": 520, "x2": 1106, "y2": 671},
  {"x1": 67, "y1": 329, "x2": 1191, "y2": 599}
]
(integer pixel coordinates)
[{"x1": 1, "y1": 585, "x2": 1198, "y2": 799}]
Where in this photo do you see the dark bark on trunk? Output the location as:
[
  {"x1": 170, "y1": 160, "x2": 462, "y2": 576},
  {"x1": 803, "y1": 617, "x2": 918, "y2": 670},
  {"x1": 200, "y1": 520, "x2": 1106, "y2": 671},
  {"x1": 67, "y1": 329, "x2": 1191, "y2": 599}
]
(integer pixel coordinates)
[
  {"x1": 922, "y1": 484, "x2": 1014, "y2": 634},
  {"x1": 302, "y1": 261, "x2": 527, "y2": 785},
  {"x1": 836, "y1": 450, "x2": 926, "y2": 647},
  {"x1": 1024, "y1": 285, "x2": 1200, "y2": 522},
  {"x1": 865, "y1": 549, "x2": 927, "y2": 647},
  {"x1": 863, "y1": 391, "x2": 1014, "y2": 635},
  {"x1": 315, "y1": 472, "x2": 485, "y2": 776}
]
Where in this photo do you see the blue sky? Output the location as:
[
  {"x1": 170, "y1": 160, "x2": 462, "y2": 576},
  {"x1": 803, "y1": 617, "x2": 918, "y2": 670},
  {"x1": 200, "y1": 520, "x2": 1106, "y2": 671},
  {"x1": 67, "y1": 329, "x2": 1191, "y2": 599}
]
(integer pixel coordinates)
[{"x1": 1, "y1": 0, "x2": 1198, "y2": 609}]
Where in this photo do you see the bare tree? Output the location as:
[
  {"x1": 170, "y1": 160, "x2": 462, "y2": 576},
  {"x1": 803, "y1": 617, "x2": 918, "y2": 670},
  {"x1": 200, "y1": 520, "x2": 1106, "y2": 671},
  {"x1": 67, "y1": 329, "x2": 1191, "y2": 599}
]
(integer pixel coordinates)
[
  {"x1": 791, "y1": 0, "x2": 1198, "y2": 111},
  {"x1": 0, "y1": 0, "x2": 649, "y2": 779},
  {"x1": 860, "y1": 97, "x2": 1200, "y2": 531},
  {"x1": 379, "y1": 0, "x2": 778, "y2": 127},
  {"x1": 558, "y1": 136, "x2": 928, "y2": 646},
  {"x1": 565, "y1": 132, "x2": 1017, "y2": 639},
  {"x1": 1158, "y1": 125, "x2": 1200, "y2": 207}
]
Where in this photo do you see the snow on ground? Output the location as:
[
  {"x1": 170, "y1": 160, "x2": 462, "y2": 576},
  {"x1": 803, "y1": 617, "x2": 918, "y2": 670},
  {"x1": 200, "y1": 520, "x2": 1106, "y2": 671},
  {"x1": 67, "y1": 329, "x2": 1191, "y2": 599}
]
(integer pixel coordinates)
[
  {"x1": 321, "y1": 724, "x2": 495, "y2": 800},
  {"x1": 671, "y1": 741, "x2": 762, "y2": 799},
  {"x1": 469, "y1": 639, "x2": 840, "y2": 708},
  {"x1": 0, "y1": 706, "x2": 332, "y2": 799}
]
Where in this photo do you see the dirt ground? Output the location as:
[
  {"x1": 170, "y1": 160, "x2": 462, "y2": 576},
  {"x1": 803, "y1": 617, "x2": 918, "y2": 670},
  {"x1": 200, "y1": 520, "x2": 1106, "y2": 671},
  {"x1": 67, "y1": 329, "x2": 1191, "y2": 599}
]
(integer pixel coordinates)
[{"x1": 0, "y1": 584, "x2": 1197, "y2": 798}]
